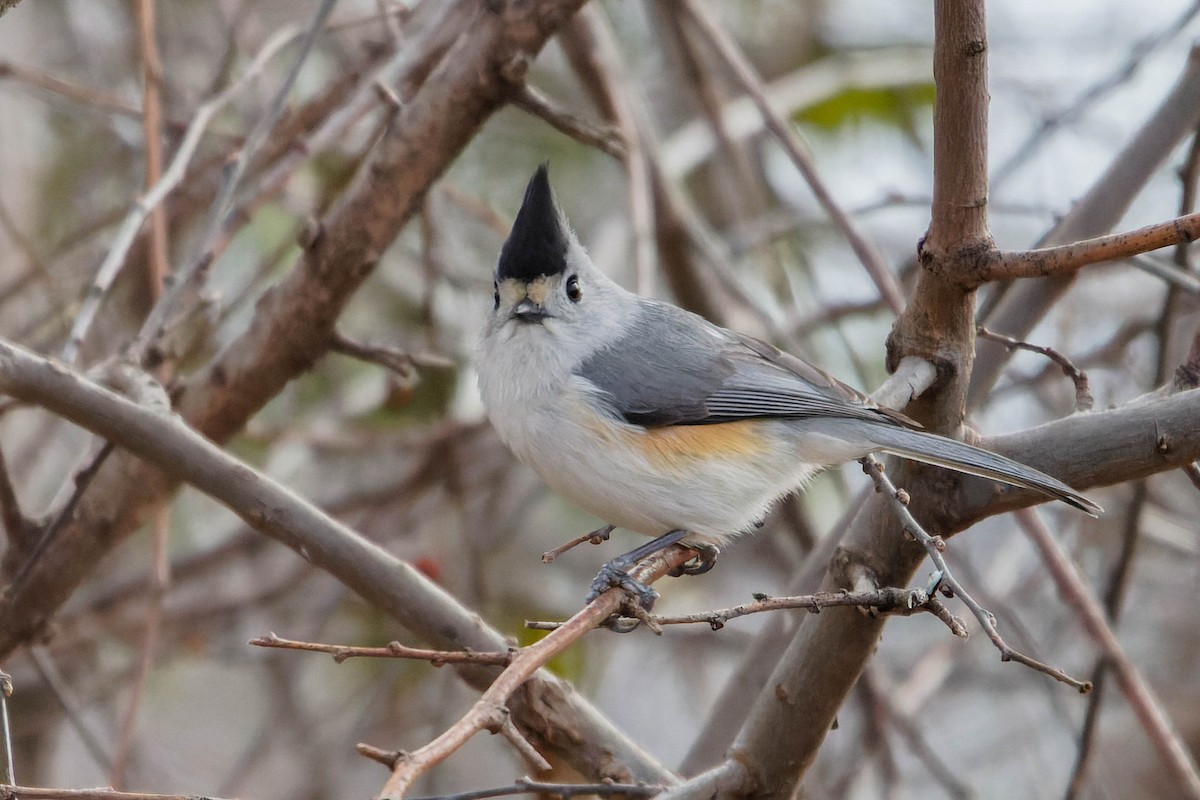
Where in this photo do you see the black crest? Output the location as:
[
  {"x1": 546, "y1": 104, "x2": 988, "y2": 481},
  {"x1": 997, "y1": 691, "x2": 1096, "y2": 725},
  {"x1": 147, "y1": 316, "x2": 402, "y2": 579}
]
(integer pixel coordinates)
[{"x1": 497, "y1": 164, "x2": 569, "y2": 282}]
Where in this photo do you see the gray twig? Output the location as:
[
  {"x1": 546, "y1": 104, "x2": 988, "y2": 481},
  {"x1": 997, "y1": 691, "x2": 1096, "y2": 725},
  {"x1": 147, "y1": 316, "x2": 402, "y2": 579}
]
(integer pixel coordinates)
[{"x1": 860, "y1": 456, "x2": 1092, "y2": 692}]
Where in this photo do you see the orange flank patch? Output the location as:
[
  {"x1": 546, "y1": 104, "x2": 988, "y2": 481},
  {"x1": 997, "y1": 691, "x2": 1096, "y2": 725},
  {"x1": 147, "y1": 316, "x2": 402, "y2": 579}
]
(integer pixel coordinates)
[{"x1": 628, "y1": 420, "x2": 769, "y2": 466}]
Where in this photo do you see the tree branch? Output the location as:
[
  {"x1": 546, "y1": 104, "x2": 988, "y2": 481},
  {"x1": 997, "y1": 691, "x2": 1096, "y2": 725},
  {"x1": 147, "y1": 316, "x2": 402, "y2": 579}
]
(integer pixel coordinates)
[
  {"x1": 978, "y1": 211, "x2": 1200, "y2": 285},
  {"x1": 0, "y1": 336, "x2": 674, "y2": 785}
]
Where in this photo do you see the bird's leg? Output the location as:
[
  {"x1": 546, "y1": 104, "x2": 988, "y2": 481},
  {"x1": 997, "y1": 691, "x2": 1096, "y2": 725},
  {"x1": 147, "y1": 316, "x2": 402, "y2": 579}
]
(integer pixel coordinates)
[{"x1": 585, "y1": 529, "x2": 693, "y2": 610}]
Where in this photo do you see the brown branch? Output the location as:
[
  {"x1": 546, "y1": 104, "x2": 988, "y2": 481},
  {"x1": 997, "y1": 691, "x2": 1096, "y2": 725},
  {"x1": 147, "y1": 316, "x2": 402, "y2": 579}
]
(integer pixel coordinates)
[
  {"x1": 541, "y1": 524, "x2": 613, "y2": 563},
  {"x1": 979, "y1": 211, "x2": 1200, "y2": 285},
  {"x1": 1015, "y1": 508, "x2": 1200, "y2": 799},
  {"x1": 976, "y1": 326, "x2": 1093, "y2": 411},
  {"x1": 250, "y1": 632, "x2": 514, "y2": 666},
  {"x1": 385, "y1": 777, "x2": 664, "y2": 800},
  {"x1": 567, "y1": 7, "x2": 656, "y2": 294},
  {"x1": 58, "y1": 25, "x2": 303, "y2": 365},
  {"x1": 329, "y1": 331, "x2": 455, "y2": 381},
  {"x1": 510, "y1": 85, "x2": 625, "y2": 159},
  {"x1": 137, "y1": 0, "x2": 169, "y2": 300},
  {"x1": 131, "y1": 0, "x2": 339, "y2": 362},
  {"x1": 372, "y1": 546, "x2": 693, "y2": 799},
  {"x1": 1066, "y1": 480, "x2": 1148, "y2": 799}
]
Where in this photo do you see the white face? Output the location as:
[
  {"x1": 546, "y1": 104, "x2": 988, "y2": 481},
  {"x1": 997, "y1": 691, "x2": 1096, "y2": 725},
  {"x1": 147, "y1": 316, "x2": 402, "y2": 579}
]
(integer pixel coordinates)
[{"x1": 486, "y1": 269, "x2": 587, "y2": 340}]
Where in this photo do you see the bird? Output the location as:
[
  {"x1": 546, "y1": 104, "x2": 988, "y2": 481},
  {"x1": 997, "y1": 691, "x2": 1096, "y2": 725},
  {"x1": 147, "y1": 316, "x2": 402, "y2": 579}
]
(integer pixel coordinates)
[{"x1": 476, "y1": 165, "x2": 1100, "y2": 609}]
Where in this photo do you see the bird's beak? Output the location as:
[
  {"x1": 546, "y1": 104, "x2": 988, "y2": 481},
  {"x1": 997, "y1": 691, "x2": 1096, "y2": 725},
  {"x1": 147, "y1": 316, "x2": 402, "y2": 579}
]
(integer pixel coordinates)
[{"x1": 512, "y1": 298, "x2": 550, "y2": 323}]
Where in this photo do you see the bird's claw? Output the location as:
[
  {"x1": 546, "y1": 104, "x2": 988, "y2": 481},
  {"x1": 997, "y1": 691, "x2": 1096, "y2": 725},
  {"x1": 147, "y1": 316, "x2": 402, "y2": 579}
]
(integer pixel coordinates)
[
  {"x1": 668, "y1": 544, "x2": 720, "y2": 577},
  {"x1": 586, "y1": 561, "x2": 660, "y2": 610}
]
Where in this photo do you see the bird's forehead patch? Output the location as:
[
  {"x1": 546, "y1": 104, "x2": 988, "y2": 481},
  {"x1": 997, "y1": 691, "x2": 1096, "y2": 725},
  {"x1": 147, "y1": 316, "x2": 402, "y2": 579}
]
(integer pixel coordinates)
[
  {"x1": 525, "y1": 276, "x2": 552, "y2": 305},
  {"x1": 497, "y1": 277, "x2": 553, "y2": 305}
]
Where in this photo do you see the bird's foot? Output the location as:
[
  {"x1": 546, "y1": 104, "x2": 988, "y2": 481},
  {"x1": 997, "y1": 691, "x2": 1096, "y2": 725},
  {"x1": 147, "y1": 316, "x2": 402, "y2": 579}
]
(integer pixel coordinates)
[
  {"x1": 585, "y1": 558, "x2": 659, "y2": 610},
  {"x1": 669, "y1": 543, "x2": 720, "y2": 577}
]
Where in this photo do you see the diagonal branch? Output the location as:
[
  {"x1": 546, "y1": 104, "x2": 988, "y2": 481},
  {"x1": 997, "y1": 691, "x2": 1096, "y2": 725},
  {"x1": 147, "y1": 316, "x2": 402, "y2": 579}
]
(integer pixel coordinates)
[
  {"x1": 0, "y1": 336, "x2": 673, "y2": 785},
  {"x1": 1015, "y1": 509, "x2": 1200, "y2": 799}
]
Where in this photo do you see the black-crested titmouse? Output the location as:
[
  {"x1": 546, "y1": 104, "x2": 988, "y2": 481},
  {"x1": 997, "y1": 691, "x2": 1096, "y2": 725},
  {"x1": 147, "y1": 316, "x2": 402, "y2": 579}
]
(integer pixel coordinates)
[{"x1": 477, "y1": 166, "x2": 1100, "y2": 606}]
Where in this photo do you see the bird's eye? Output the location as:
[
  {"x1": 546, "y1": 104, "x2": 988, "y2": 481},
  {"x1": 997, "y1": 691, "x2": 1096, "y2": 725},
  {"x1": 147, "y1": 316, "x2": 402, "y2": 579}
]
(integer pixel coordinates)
[
  {"x1": 493, "y1": 281, "x2": 499, "y2": 310},
  {"x1": 566, "y1": 275, "x2": 582, "y2": 302}
]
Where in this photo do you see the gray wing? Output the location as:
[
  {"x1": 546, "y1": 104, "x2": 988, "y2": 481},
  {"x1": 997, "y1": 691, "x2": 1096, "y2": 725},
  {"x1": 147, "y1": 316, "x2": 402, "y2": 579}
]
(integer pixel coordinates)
[{"x1": 576, "y1": 301, "x2": 913, "y2": 428}]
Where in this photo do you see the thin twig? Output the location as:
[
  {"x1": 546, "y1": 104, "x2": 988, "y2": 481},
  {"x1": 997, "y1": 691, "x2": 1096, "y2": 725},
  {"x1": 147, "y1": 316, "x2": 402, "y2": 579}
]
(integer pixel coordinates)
[
  {"x1": 992, "y1": 0, "x2": 1200, "y2": 189},
  {"x1": 8, "y1": 442, "x2": 115, "y2": 599},
  {"x1": 137, "y1": 0, "x2": 169, "y2": 301},
  {"x1": 59, "y1": 24, "x2": 304, "y2": 364},
  {"x1": 1015, "y1": 508, "x2": 1200, "y2": 799},
  {"x1": 405, "y1": 777, "x2": 665, "y2": 800},
  {"x1": 566, "y1": 7, "x2": 656, "y2": 295},
  {"x1": 29, "y1": 648, "x2": 114, "y2": 774},
  {"x1": 526, "y1": 587, "x2": 967, "y2": 638},
  {"x1": 250, "y1": 632, "x2": 514, "y2": 666},
  {"x1": 677, "y1": 0, "x2": 906, "y2": 315},
  {"x1": 860, "y1": 457, "x2": 1092, "y2": 691},
  {"x1": 865, "y1": 669, "x2": 977, "y2": 800},
  {"x1": 541, "y1": 524, "x2": 614, "y2": 563},
  {"x1": 976, "y1": 326, "x2": 1093, "y2": 411},
  {"x1": 111, "y1": 6, "x2": 170, "y2": 786},
  {"x1": 0, "y1": 786, "x2": 239, "y2": 800},
  {"x1": 329, "y1": 331, "x2": 455, "y2": 381},
  {"x1": 131, "y1": 0, "x2": 340, "y2": 361},
  {"x1": 511, "y1": 85, "x2": 625, "y2": 159},
  {"x1": 499, "y1": 718, "x2": 552, "y2": 773}
]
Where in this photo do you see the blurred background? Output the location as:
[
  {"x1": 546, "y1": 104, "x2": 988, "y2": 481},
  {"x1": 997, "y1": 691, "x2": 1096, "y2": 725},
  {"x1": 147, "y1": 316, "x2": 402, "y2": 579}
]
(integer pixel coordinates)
[{"x1": 0, "y1": 1, "x2": 1198, "y2": 798}]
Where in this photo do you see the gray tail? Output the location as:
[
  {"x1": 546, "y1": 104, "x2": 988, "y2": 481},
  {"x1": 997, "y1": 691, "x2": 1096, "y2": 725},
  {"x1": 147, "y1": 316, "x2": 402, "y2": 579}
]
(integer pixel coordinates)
[{"x1": 862, "y1": 425, "x2": 1102, "y2": 517}]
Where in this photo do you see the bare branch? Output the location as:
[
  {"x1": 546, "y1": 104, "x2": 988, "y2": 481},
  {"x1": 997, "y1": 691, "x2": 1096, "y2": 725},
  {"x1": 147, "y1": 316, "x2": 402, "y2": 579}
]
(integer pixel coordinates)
[
  {"x1": 676, "y1": 0, "x2": 906, "y2": 315},
  {"x1": 976, "y1": 326, "x2": 1093, "y2": 411},
  {"x1": 861, "y1": 458, "x2": 1091, "y2": 691},
  {"x1": 59, "y1": 24, "x2": 304, "y2": 364},
  {"x1": 250, "y1": 632, "x2": 514, "y2": 666},
  {"x1": 329, "y1": 331, "x2": 455, "y2": 381},
  {"x1": 979, "y1": 211, "x2": 1200, "y2": 285},
  {"x1": 0, "y1": 337, "x2": 675, "y2": 785},
  {"x1": 511, "y1": 85, "x2": 625, "y2": 159},
  {"x1": 372, "y1": 546, "x2": 693, "y2": 798},
  {"x1": 131, "y1": 0, "x2": 340, "y2": 362},
  {"x1": 541, "y1": 524, "x2": 614, "y2": 563},
  {"x1": 1015, "y1": 508, "x2": 1200, "y2": 799},
  {"x1": 404, "y1": 777, "x2": 664, "y2": 800},
  {"x1": 970, "y1": 46, "x2": 1200, "y2": 407},
  {"x1": 0, "y1": 787, "x2": 237, "y2": 800},
  {"x1": 526, "y1": 587, "x2": 966, "y2": 637}
]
